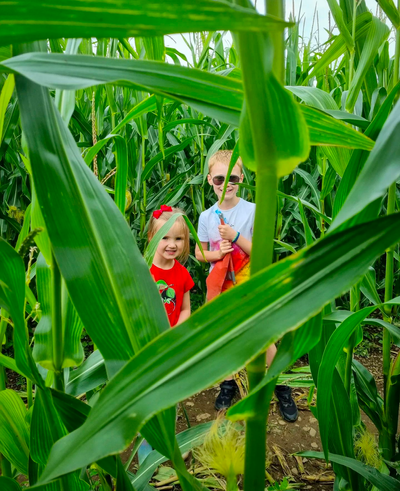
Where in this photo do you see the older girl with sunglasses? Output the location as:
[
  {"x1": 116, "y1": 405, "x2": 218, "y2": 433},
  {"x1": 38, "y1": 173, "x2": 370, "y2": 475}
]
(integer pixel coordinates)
[{"x1": 194, "y1": 150, "x2": 298, "y2": 423}]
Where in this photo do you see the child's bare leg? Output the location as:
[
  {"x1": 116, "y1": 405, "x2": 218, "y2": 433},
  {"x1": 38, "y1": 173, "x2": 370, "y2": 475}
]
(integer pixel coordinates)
[{"x1": 266, "y1": 344, "x2": 277, "y2": 367}]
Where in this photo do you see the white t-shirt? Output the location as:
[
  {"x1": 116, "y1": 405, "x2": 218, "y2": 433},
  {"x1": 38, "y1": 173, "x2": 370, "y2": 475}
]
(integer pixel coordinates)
[{"x1": 197, "y1": 199, "x2": 255, "y2": 269}]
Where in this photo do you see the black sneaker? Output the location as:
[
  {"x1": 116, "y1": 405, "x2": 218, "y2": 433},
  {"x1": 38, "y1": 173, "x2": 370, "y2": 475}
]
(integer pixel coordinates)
[
  {"x1": 275, "y1": 385, "x2": 298, "y2": 422},
  {"x1": 215, "y1": 380, "x2": 238, "y2": 410}
]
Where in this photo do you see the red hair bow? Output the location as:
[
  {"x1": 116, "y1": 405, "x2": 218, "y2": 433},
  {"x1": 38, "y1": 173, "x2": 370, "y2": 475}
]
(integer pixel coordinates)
[{"x1": 153, "y1": 204, "x2": 172, "y2": 219}]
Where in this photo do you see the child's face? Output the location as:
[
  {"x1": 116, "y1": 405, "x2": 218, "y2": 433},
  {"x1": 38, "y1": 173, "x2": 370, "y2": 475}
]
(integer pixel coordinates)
[
  {"x1": 207, "y1": 162, "x2": 243, "y2": 202},
  {"x1": 154, "y1": 220, "x2": 185, "y2": 262}
]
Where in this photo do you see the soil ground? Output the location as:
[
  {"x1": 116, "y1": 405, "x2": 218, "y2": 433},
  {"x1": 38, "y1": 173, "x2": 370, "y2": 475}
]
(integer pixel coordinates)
[
  {"x1": 120, "y1": 346, "x2": 393, "y2": 491},
  {"x1": 4, "y1": 345, "x2": 391, "y2": 490}
]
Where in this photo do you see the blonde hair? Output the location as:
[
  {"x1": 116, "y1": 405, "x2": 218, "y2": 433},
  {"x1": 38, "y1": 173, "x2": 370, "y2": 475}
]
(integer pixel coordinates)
[
  {"x1": 208, "y1": 150, "x2": 243, "y2": 174},
  {"x1": 148, "y1": 206, "x2": 190, "y2": 264}
]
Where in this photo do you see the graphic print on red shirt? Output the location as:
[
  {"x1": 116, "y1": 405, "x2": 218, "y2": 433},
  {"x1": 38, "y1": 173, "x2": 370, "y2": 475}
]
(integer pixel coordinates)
[{"x1": 150, "y1": 260, "x2": 194, "y2": 327}]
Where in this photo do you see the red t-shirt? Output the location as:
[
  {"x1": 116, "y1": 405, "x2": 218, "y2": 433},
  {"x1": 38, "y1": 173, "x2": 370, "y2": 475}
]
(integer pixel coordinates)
[{"x1": 150, "y1": 260, "x2": 194, "y2": 327}]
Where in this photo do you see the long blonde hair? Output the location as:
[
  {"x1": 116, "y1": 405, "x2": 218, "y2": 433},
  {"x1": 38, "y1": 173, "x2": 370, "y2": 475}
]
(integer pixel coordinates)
[{"x1": 148, "y1": 206, "x2": 190, "y2": 264}]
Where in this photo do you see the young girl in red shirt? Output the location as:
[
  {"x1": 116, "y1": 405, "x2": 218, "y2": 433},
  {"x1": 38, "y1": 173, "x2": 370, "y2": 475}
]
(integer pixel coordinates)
[{"x1": 148, "y1": 205, "x2": 194, "y2": 327}]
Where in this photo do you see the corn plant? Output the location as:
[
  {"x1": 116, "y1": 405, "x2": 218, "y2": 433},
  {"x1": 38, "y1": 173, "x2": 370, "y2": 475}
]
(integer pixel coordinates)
[{"x1": 1, "y1": 1, "x2": 400, "y2": 490}]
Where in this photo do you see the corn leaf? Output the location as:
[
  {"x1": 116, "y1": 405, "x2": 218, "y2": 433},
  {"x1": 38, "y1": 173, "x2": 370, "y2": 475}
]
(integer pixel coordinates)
[
  {"x1": 227, "y1": 314, "x2": 322, "y2": 421},
  {"x1": 0, "y1": 390, "x2": 30, "y2": 475},
  {"x1": 377, "y1": 0, "x2": 400, "y2": 29},
  {"x1": 132, "y1": 422, "x2": 213, "y2": 491},
  {"x1": 0, "y1": 74, "x2": 14, "y2": 145},
  {"x1": 112, "y1": 95, "x2": 157, "y2": 134},
  {"x1": 141, "y1": 138, "x2": 193, "y2": 182},
  {"x1": 317, "y1": 298, "x2": 400, "y2": 461},
  {"x1": 16, "y1": 72, "x2": 170, "y2": 377},
  {"x1": 16, "y1": 62, "x2": 209, "y2": 491},
  {"x1": 0, "y1": 239, "x2": 42, "y2": 384},
  {"x1": 287, "y1": 85, "x2": 339, "y2": 110},
  {"x1": 15, "y1": 202, "x2": 31, "y2": 252},
  {"x1": 299, "y1": 451, "x2": 400, "y2": 491},
  {"x1": 346, "y1": 16, "x2": 390, "y2": 112},
  {"x1": 332, "y1": 98, "x2": 400, "y2": 230},
  {"x1": 30, "y1": 387, "x2": 89, "y2": 490},
  {"x1": 0, "y1": 0, "x2": 290, "y2": 47},
  {"x1": 33, "y1": 254, "x2": 85, "y2": 371},
  {"x1": 333, "y1": 79, "x2": 400, "y2": 219},
  {"x1": 1, "y1": 53, "x2": 374, "y2": 152},
  {"x1": 326, "y1": 0, "x2": 354, "y2": 51},
  {"x1": 302, "y1": 12, "x2": 372, "y2": 85},
  {"x1": 38, "y1": 212, "x2": 400, "y2": 482},
  {"x1": 0, "y1": 477, "x2": 22, "y2": 491},
  {"x1": 65, "y1": 350, "x2": 107, "y2": 397}
]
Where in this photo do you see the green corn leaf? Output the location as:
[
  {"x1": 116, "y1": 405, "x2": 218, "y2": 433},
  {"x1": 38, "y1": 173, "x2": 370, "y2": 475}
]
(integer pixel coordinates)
[
  {"x1": 0, "y1": 239, "x2": 42, "y2": 384},
  {"x1": 0, "y1": 0, "x2": 290, "y2": 47},
  {"x1": 333, "y1": 79, "x2": 400, "y2": 219},
  {"x1": 16, "y1": 70, "x2": 170, "y2": 377},
  {"x1": 114, "y1": 138, "x2": 128, "y2": 215},
  {"x1": 294, "y1": 168, "x2": 320, "y2": 208},
  {"x1": 141, "y1": 138, "x2": 193, "y2": 182},
  {"x1": 50, "y1": 389, "x2": 120, "y2": 478},
  {"x1": 0, "y1": 390, "x2": 30, "y2": 475},
  {"x1": 0, "y1": 477, "x2": 22, "y2": 491},
  {"x1": 84, "y1": 134, "x2": 128, "y2": 213},
  {"x1": 163, "y1": 118, "x2": 217, "y2": 134},
  {"x1": 346, "y1": 16, "x2": 390, "y2": 112},
  {"x1": 323, "y1": 110, "x2": 369, "y2": 130},
  {"x1": 227, "y1": 314, "x2": 322, "y2": 421},
  {"x1": 317, "y1": 298, "x2": 400, "y2": 461},
  {"x1": 15, "y1": 203, "x2": 31, "y2": 252},
  {"x1": 274, "y1": 239, "x2": 297, "y2": 254},
  {"x1": 287, "y1": 88, "x2": 354, "y2": 176},
  {"x1": 287, "y1": 85, "x2": 339, "y2": 110},
  {"x1": 298, "y1": 451, "x2": 400, "y2": 491},
  {"x1": 0, "y1": 353, "x2": 25, "y2": 376},
  {"x1": 325, "y1": 309, "x2": 400, "y2": 347},
  {"x1": 377, "y1": 0, "x2": 400, "y2": 29},
  {"x1": 327, "y1": 369, "x2": 360, "y2": 486},
  {"x1": 113, "y1": 96, "x2": 157, "y2": 134},
  {"x1": 31, "y1": 185, "x2": 52, "y2": 264},
  {"x1": 332, "y1": 97, "x2": 400, "y2": 230},
  {"x1": 132, "y1": 422, "x2": 213, "y2": 490},
  {"x1": 16, "y1": 62, "x2": 207, "y2": 491},
  {"x1": 66, "y1": 349, "x2": 107, "y2": 397},
  {"x1": 360, "y1": 266, "x2": 383, "y2": 309},
  {"x1": 298, "y1": 200, "x2": 314, "y2": 246},
  {"x1": 300, "y1": 105, "x2": 373, "y2": 152},
  {"x1": 30, "y1": 387, "x2": 89, "y2": 490},
  {"x1": 54, "y1": 38, "x2": 81, "y2": 125},
  {"x1": 320, "y1": 165, "x2": 337, "y2": 201},
  {"x1": 326, "y1": 0, "x2": 354, "y2": 51},
  {"x1": 302, "y1": 12, "x2": 372, "y2": 85},
  {"x1": 220, "y1": 140, "x2": 240, "y2": 203},
  {"x1": 1, "y1": 53, "x2": 374, "y2": 152},
  {"x1": 237, "y1": 32, "x2": 310, "y2": 177},
  {"x1": 276, "y1": 190, "x2": 332, "y2": 224},
  {"x1": 0, "y1": 74, "x2": 14, "y2": 145},
  {"x1": 38, "y1": 212, "x2": 400, "y2": 482},
  {"x1": 33, "y1": 254, "x2": 85, "y2": 371},
  {"x1": 352, "y1": 360, "x2": 384, "y2": 432}
]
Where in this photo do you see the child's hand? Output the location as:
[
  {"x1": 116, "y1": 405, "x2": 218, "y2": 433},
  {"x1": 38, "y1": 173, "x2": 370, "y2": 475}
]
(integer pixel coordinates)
[
  {"x1": 218, "y1": 224, "x2": 237, "y2": 241},
  {"x1": 219, "y1": 239, "x2": 234, "y2": 258}
]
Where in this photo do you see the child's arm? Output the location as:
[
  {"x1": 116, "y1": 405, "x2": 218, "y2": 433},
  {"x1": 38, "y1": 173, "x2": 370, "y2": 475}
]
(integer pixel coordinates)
[
  {"x1": 195, "y1": 241, "x2": 234, "y2": 262},
  {"x1": 218, "y1": 224, "x2": 252, "y2": 255},
  {"x1": 177, "y1": 291, "x2": 191, "y2": 325}
]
